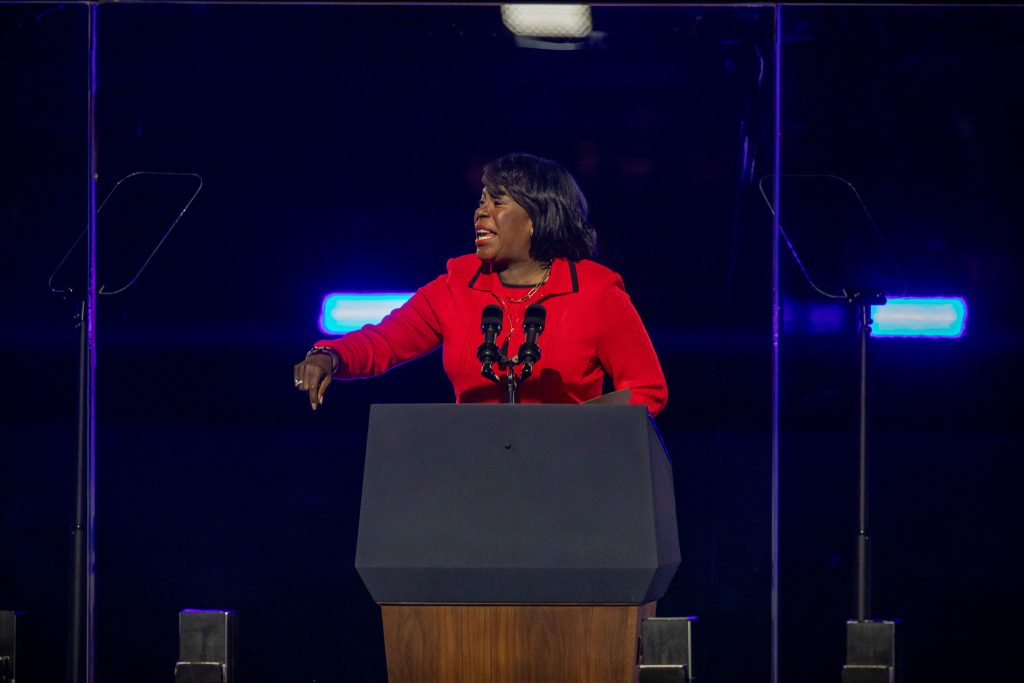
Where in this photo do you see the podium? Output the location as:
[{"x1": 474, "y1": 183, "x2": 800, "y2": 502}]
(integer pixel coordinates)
[{"x1": 355, "y1": 404, "x2": 680, "y2": 682}]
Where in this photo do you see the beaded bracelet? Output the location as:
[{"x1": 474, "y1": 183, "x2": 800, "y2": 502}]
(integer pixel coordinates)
[{"x1": 306, "y1": 346, "x2": 340, "y2": 374}]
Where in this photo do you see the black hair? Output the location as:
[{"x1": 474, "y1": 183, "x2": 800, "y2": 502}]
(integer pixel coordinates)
[{"x1": 482, "y1": 153, "x2": 597, "y2": 262}]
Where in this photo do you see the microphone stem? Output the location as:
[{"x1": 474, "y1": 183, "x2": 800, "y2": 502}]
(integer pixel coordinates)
[{"x1": 505, "y1": 370, "x2": 518, "y2": 404}]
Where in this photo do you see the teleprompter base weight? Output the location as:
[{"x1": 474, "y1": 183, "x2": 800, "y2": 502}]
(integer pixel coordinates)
[
  {"x1": 0, "y1": 611, "x2": 14, "y2": 683},
  {"x1": 638, "y1": 617, "x2": 695, "y2": 682},
  {"x1": 842, "y1": 620, "x2": 896, "y2": 683}
]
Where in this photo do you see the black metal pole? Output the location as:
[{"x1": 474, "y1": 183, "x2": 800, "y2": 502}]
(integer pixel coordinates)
[
  {"x1": 855, "y1": 303, "x2": 872, "y2": 622},
  {"x1": 67, "y1": 301, "x2": 87, "y2": 683},
  {"x1": 68, "y1": 5, "x2": 98, "y2": 683}
]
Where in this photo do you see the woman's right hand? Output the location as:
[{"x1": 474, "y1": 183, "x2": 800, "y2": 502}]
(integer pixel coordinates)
[{"x1": 293, "y1": 351, "x2": 336, "y2": 411}]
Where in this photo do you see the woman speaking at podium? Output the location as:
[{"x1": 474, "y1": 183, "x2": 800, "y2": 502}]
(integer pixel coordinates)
[{"x1": 293, "y1": 153, "x2": 667, "y2": 416}]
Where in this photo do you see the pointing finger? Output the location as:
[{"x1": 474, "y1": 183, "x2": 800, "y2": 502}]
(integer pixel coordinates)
[{"x1": 317, "y1": 374, "x2": 332, "y2": 407}]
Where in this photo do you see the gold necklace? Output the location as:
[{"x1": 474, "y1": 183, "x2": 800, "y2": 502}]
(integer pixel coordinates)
[{"x1": 503, "y1": 264, "x2": 552, "y2": 304}]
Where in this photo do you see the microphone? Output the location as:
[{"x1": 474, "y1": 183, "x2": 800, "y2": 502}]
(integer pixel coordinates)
[
  {"x1": 477, "y1": 304, "x2": 503, "y2": 368},
  {"x1": 517, "y1": 304, "x2": 546, "y2": 373}
]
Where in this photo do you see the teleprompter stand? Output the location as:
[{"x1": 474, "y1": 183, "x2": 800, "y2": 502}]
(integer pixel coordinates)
[
  {"x1": 355, "y1": 404, "x2": 681, "y2": 683},
  {"x1": 842, "y1": 289, "x2": 897, "y2": 683},
  {"x1": 761, "y1": 175, "x2": 905, "y2": 682},
  {"x1": 50, "y1": 160, "x2": 201, "y2": 683}
]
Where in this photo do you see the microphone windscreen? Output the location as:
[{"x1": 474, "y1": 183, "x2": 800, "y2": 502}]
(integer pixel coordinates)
[
  {"x1": 524, "y1": 304, "x2": 546, "y2": 328},
  {"x1": 481, "y1": 304, "x2": 503, "y2": 328}
]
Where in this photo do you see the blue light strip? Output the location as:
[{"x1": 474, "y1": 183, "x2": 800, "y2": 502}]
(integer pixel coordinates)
[
  {"x1": 320, "y1": 293, "x2": 414, "y2": 335},
  {"x1": 871, "y1": 297, "x2": 967, "y2": 338}
]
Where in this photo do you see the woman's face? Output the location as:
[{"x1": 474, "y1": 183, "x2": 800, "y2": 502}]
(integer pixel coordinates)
[{"x1": 474, "y1": 187, "x2": 533, "y2": 266}]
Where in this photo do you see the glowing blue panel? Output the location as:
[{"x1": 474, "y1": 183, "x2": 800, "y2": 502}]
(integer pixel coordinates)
[
  {"x1": 871, "y1": 297, "x2": 967, "y2": 338},
  {"x1": 320, "y1": 293, "x2": 414, "y2": 335}
]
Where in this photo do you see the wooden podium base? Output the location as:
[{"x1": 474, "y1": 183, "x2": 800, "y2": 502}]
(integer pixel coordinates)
[{"x1": 381, "y1": 602, "x2": 656, "y2": 683}]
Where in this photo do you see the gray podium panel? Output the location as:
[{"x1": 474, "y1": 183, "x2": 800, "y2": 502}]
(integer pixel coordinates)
[{"x1": 354, "y1": 404, "x2": 680, "y2": 604}]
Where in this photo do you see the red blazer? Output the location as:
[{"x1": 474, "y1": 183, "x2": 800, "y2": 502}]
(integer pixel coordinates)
[{"x1": 316, "y1": 255, "x2": 668, "y2": 416}]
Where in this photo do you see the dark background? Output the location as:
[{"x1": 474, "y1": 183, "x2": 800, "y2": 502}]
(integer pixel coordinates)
[{"x1": 1, "y1": 3, "x2": 1020, "y2": 682}]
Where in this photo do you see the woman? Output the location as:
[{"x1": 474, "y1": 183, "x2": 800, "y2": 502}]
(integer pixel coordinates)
[{"x1": 293, "y1": 153, "x2": 668, "y2": 416}]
